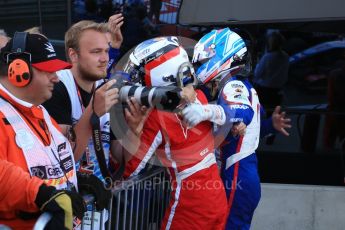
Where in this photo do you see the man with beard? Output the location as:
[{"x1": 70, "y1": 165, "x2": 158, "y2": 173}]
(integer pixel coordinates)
[
  {"x1": 44, "y1": 13, "x2": 145, "y2": 179},
  {"x1": 43, "y1": 15, "x2": 145, "y2": 227},
  {"x1": 43, "y1": 20, "x2": 119, "y2": 181}
]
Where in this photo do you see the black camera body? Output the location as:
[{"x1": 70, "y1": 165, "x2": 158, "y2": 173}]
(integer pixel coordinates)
[
  {"x1": 110, "y1": 71, "x2": 183, "y2": 112},
  {"x1": 109, "y1": 72, "x2": 184, "y2": 139}
]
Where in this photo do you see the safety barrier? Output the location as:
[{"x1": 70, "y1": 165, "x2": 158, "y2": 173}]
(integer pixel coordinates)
[
  {"x1": 111, "y1": 167, "x2": 171, "y2": 230},
  {"x1": 33, "y1": 167, "x2": 170, "y2": 230}
]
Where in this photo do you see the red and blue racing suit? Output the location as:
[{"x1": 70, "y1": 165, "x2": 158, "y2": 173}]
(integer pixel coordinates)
[{"x1": 216, "y1": 75, "x2": 274, "y2": 230}]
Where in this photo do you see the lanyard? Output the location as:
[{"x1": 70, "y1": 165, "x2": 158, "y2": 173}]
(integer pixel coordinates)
[{"x1": 73, "y1": 78, "x2": 95, "y2": 112}]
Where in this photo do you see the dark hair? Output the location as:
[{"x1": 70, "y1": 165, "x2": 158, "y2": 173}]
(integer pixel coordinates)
[{"x1": 266, "y1": 31, "x2": 285, "y2": 52}]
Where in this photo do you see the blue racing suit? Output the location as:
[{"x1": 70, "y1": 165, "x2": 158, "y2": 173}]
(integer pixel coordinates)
[
  {"x1": 106, "y1": 47, "x2": 121, "y2": 79},
  {"x1": 216, "y1": 75, "x2": 274, "y2": 230}
]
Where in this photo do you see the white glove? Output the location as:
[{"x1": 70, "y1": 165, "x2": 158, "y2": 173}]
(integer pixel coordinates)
[{"x1": 181, "y1": 103, "x2": 225, "y2": 127}]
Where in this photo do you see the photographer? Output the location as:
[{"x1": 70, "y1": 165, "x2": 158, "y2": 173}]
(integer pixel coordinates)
[{"x1": 42, "y1": 15, "x2": 147, "y2": 226}]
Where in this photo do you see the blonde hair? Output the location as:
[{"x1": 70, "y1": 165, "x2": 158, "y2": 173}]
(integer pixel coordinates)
[
  {"x1": 64, "y1": 20, "x2": 109, "y2": 60},
  {"x1": 24, "y1": 26, "x2": 42, "y2": 35}
]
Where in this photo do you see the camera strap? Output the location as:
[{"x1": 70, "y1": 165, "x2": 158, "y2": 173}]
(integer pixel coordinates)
[
  {"x1": 90, "y1": 112, "x2": 112, "y2": 179},
  {"x1": 90, "y1": 112, "x2": 125, "y2": 183}
]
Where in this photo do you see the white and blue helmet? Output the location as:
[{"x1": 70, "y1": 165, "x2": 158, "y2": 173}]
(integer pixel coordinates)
[{"x1": 192, "y1": 28, "x2": 248, "y2": 84}]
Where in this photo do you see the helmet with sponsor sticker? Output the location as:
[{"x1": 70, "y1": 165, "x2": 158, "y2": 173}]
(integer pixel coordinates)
[
  {"x1": 123, "y1": 36, "x2": 197, "y2": 87},
  {"x1": 192, "y1": 28, "x2": 249, "y2": 84}
]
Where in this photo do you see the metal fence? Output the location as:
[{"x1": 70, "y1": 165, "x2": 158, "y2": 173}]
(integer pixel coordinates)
[
  {"x1": 111, "y1": 167, "x2": 171, "y2": 230},
  {"x1": 33, "y1": 167, "x2": 171, "y2": 230}
]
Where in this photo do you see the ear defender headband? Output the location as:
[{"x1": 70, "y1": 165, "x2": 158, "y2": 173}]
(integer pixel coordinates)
[{"x1": 7, "y1": 32, "x2": 32, "y2": 87}]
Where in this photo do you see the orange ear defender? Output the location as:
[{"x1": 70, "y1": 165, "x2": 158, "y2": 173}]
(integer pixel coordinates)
[
  {"x1": 8, "y1": 59, "x2": 31, "y2": 87},
  {"x1": 6, "y1": 32, "x2": 32, "y2": 87}
]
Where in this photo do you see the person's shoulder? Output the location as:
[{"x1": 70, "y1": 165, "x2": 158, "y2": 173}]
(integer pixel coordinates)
[
  {"x1": 56, "y1": 69, "x2": 74, "y2": 84},
  {"x1": 46, "y1": 81, "x2": 69, "y2": 100},
  {"x1": 56, "y1": 69, "x2": 72, "y2": 77},
  {"x1": 221, "y1": 79, "x2": 251, "y2": 103},
  {"x1": 54, "y1": 80, "x2": 68, "y2": 91},
  {"x1": 42, "y1": 81, "x2": 71, "y2": 119}
]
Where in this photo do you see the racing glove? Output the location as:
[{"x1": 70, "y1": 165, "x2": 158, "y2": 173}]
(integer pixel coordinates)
[
  {"x1": 35, "y1": 184, "x2": 86, "y2": 230},
  {"x1": 181, "y1": 103, "x2": 226, "y2": 127},
  {"x1": 77, "y1": 172, "x2": 112, "y2": 210}
]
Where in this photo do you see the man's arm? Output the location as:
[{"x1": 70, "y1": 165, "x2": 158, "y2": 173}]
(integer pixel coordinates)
[
  {"x1": 43, "y1": 81, "x2": 89, "y2": 161},
  {"x1": 0, "y1": 160, "x2": 43, "y2": 212},
  {"x1": 45, "y1": 79, "x2": 119, "y2": 161},
  {"x1": 106, "y1": 13, "x2": 124, "y2": 78},
  {"x1": 108, "y1": 13, "x2": 124, "y2": 49},
  {"x1": 182, "y1": 80, "x2": 254, "y2": 128},
  {"x1": 110, "y1": 97, "x2": 148, "y2": 165},
  {"x1": 260, "y1": 106, "x2": 291, "y2": 137},
  {"x1": 0, "y1": 120, "x2": 42, "y2": 212},
  {"x1": 110, "y1": 130, "x2": 140, "y2": 169},
  {"x1": 0, "y1": 160, "x2": 86, "y2": 229},
  {"x1": 123, "y1": 110, "x2": 162, "y2": 179},
  {"x1": 72, "y1": 79, "x2": 119, "y2": 160}
]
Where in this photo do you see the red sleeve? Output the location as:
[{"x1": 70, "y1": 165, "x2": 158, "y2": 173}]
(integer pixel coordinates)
[
  {"x1": 123, "y1": 110, "x2": 163, "y2": 179},
  {"x1": 0, "y1": 112, "x2": 42, "y2": 212},
  {"x1": 196, "y1": 89, "x2": 208, "y2": 105},
  {"x1": 0, "y1": 159, "x2": 43, "y2": 212}
]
